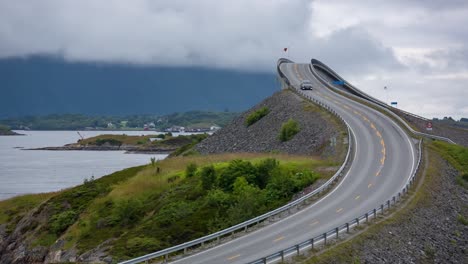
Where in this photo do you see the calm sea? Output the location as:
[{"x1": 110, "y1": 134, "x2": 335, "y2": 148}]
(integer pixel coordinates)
[{"x1": 0, "y1": 130, "x2": 172, "y2": 200}]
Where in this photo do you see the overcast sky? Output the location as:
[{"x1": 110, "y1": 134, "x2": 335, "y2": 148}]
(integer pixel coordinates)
[{"x1": 1, "y1": 0, "x2": 467, "y2": 119}]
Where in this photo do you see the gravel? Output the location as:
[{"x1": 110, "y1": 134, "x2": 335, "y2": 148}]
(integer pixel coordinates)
[{"x1": 196, "y1": 90, "x2": 343, "y2": 156}]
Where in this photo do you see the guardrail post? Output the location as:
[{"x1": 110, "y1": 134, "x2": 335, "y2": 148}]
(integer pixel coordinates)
[
  {"x1": 262, "y1": 257, "x2": 267, "y2": 264},
  {"x1": 281, "y1": 251, "x2": 284, "y2": 262},
  {"x1": 335, "y1": 227, "x2": 339, "y2": 238},
  {"x1": 398, "y1": 192, "x2": 401, "y2": 200},
  {"x1": 346, "y1": 223, "x2": 350, "y2": 233},
  {"x1": 164, "y1": 254, "x2": 168, "y2": 263},
  {"x1": 356, "y1": 218, "x2": 359, "y2": 226},
  {"x1": 381, "y1": 204, "x2": 384, "y2": 214},
  {"x1": 184, "y1": 247, "x2": 187, "y2": 254},
  {"x1": 387, "y1": 200, "x2": 390, "y2": 209},
  {"x1": 365, "y1": 213, "x2": 369, "y2": 223},
  {"x1": 323, "y1": 233, "x2": 327, "y2": 245},
  {"x1": 392, "y1": 196, "x2": 396, "y2": 204},
  {"x1": 311, "y1": 238, "x2": 315, "y2": 249},
  {"x1": 373, "y1": 208, "x2": 377, "y2": 219}
]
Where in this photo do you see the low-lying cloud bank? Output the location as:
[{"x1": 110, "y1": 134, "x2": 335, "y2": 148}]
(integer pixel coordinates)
[{"x1": 0, "y1": 0, "x2": 467, "y2": 118}]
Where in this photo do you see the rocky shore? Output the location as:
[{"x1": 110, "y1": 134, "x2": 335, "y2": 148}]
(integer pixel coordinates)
[{"x1": 28, "y1": 143, "x2": 176, "y2": 154}]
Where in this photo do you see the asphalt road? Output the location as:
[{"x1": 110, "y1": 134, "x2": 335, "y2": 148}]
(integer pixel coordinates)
[{"x1": 171, "y1": 62, "x2": 418, "y2": 264}]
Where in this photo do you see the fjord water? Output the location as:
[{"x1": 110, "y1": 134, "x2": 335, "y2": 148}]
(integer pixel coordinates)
[{"x1": 0, "y1": 131, "x2": 168, "y2": 200}]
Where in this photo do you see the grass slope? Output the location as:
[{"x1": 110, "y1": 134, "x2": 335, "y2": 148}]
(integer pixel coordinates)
[{"x1": 0, "y1": 153, "x2": 338, "y2": 262}]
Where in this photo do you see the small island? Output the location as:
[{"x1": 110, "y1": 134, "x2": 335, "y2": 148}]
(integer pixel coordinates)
[
  {"x1": 0, "y1": 124, "x2": 22, "y2": 136},
  {"x1": 29, "y1": 133, "x2": 208, "y2": 154}
]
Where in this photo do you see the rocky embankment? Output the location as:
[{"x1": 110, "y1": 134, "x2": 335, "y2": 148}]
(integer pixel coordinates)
[
  {"x1": 395, "y1": 109, "x2": 468, "y2": 147},
  {"x1": 307, "y1": 148, "x2": 467, "y2": 264},
  {"x1": 196, "y1": 90, "x2": 344, "y2": 156}
]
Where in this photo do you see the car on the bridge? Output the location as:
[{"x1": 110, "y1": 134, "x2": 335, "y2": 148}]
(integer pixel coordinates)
[{"x1": 300, "y1": 80, "x2": 313, "y2": 90}]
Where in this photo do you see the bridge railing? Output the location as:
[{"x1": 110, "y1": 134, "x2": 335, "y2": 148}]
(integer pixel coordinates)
[
  {"x1": 247, "y1": 80, "x2": 423, "y2": 263},
  {"x1": 118, "y1": 60, "x2": 354, "y2": 264},
  {"x1": 310, "y1": 59, "x2": 456, "y2": 144}
]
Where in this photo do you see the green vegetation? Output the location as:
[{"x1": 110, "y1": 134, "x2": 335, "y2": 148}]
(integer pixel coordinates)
[
  {"x1": 0, "y1": 111, "x2": 238, "y2": 130},
  {"x1": 429, "y1": 141, "x2": 468, "y2": 187},
  {"x1": 76, "y1": 133, "x2": 207, "y2": 154},
  {"x1": 279, "y1": 119, "x2": 300, "y2": 142},
  {"x1": 0, "y1": 153, "x2": 336, "y2": 261},
  {"x1": 0, "y1": 124, "x2": 19, "y2": 135},
  {"x1": 457, "y1": 214, "x2": 468, "y2": 225},
  {"x1": 245, "y1": 107, "x2": 270, "y2": 126}
]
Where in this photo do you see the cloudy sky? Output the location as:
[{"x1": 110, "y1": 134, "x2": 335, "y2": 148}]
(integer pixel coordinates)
[{"x1": 1, "y1": 0, "x2": 467, "y2": 119}]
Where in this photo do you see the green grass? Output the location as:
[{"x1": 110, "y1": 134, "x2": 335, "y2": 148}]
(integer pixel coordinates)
[
  {"x1": 429, "y1": 141, "x2": 468, "y2": 187},
  {"x1": 245, "y1": 107, "x2": 270, "y2": 126},
  {"x1": 0, "y1": 151, "x2": 338, "y2": 261}
]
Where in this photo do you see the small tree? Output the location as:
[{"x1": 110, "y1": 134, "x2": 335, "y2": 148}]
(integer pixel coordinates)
[{"x1": 185, "y1": 163, "x2": 197, "y2": 178}]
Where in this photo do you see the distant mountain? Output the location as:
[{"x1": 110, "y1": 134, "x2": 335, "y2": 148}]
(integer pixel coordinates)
[{"x1": 0, "y1": 56, "x2": 278, "y2": 118}]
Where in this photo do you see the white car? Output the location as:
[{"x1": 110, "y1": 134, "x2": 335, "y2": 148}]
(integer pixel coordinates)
[{"x1": 300, "y1": 80, "x2": 313, "y2": 90}]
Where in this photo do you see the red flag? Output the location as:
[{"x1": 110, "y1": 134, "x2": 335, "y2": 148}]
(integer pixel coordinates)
[{"x1": 283, "y1": 47, "x2": 288, "y2": 52}]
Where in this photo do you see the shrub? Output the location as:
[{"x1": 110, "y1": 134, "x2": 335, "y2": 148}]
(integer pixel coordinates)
[
  {"x1": 279, "y1": 119, "x2": 300, "y2": 142},
  {"x1": 200, "y1": 165, "x2": 217, "y2": 190},
  {"x1": 245, "y1": 107, "x2": 269, "y2": 126},
  {"x1": 462, "y1": 173, "x2": 468, "y2": 182},
  {"x1": 49, "y1": 210, "x2": 78, "y2": 234},
  {"x1": 219, "y1": 160, "x2": 258, "y2": 191},
  {"x1": 108, "y1": 198, "x2": 144, "y2": 227},
  {"x1": 458, "y1": 214, "x2": 468, "y2": 225},
  {"x1": 185, "y1": 163, "x2": 198, "y2": 178}
]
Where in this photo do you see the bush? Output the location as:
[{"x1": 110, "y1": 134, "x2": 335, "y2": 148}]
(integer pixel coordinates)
[
  {"x1": 279, "y1": 119, "x2": 300, "y2": 142},
  {"x1": 219, "y1": 160, "x2": 258, "y2": 191},
  {"x1": 245, "y1": 107, "x2": 269, "y2": 126},
  {"x1": 462, "y1": 173, "x2": 468, "y2": 182},
  {"x1": 49, "y1": 210, "x2": 77, "y2": 234},
  {"x1": 108, "y1": 198, "x2": 144, "y2": 227},
  {"x1": 185, "y1": 163, "x2": 198, "y2": 178},
  {"x1": 200, "y1": 165, "x2": 217, "y2": 190}
]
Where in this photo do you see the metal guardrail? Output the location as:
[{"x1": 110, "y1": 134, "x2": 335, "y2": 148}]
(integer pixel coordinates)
[
  {"x1": 247, "y1": 81, "x2": 424, "y2": 264},
  {"x1": 309, "y1": 60, "x2": 456, "y2": 144},
  {"x1": 119, "y1": 60, "x2": 355, "y2": 264}
]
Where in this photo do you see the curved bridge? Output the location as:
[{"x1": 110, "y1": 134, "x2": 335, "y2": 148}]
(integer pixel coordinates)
[{"x1": 121, "y1": 59, "x2": 420, "y2": 264}]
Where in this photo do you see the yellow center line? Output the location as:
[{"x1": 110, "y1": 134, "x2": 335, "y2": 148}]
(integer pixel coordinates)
[
  {"x1": 375, "y1": 170, "x2": 381, "y2": 176},
  {"x1": 310, "y1": 220, "x2": 320, "y2": 226},
  {"x1": 336, "y1": 208, "x2": 343, "y2": 213},
  {"x1": 273, "y1": 236, "x2": 285, "y2": 242},
  {"x1": 227, "y1": 254, "x2": 241, "y2": 260},
  {"x1": 355, "y1": 195, "x2": 361, "y2": 200},
  {"x1": 370, "y1": 123, "x2": 376, "y2": 130},
  {"x1": 376, "y1": 131, "x2": 382, "y2": 138},
  {"x1": 368, "y1": 183, "x2": 373, "y2": 188},
  {"x1": 343, "y1": 105, "x2": 350, "y2": 110},
  {"x1": 353, "y1": 110, "x2": 361, "y2": 115}
]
